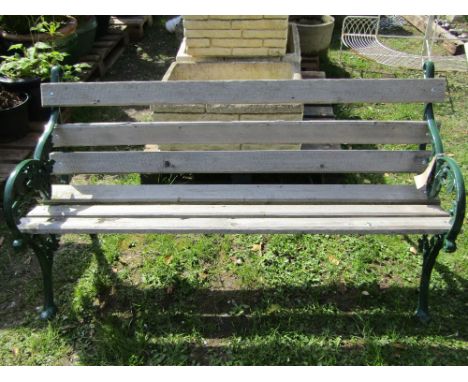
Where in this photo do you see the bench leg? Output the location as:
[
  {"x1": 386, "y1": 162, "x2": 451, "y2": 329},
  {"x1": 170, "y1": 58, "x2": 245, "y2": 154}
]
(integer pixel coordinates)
[
  {"x1": 415, "y1": 234, "x2": 443, "y2": 323},
  {"x1": 30, "y1": 235, "x2": 60, "y2": 320}
]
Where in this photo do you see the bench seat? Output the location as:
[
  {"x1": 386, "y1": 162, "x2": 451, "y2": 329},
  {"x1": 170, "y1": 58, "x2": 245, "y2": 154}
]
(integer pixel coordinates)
[
  {"x1": 21, "y1": 184, "x2": 450, "y2": 235},
  {"x1": 21, "y1": 201, "x2": 450, "y2": 234}
]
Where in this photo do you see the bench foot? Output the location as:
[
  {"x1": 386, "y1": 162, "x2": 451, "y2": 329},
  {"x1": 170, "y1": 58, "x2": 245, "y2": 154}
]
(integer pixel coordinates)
[
  {"x1": 30, "y1": 235, "x2": 60, "y2": 320},
  {"x1": 39, "y1": 305, "x2": 58, "y2": 320},
  {"x1": 416, "y1": 234, "x2": 443, "y2": 323}
]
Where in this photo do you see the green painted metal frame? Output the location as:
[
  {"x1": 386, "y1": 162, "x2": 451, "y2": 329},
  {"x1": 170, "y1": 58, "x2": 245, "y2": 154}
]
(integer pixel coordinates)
[
  {"x1": 1, "y1": 63, "x2": 466, "y2": 322},
  {"x1": 414, "y1": 61, "x2": 466, "y2": 322},
  {"x1": 2, "y1": 66, "x2": 62, "y2": 319}
]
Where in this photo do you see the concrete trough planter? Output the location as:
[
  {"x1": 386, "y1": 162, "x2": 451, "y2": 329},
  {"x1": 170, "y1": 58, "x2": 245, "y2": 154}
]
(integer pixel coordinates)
[{"x1": 152, "y1": 61, "x2": 303, "y2": 151}]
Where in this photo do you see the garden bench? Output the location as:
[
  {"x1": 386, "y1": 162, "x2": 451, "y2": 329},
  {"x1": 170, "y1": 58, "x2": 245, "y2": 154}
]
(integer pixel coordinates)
[{"x1": 3, "y1": 62, "x2": 465, "y2": 322}]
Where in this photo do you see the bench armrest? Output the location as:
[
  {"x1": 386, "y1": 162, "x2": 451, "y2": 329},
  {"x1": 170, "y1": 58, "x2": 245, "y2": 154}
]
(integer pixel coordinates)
[
  {"x1": 426, "y1": 155, "x2": 466, "y2": 252},
  {"x1": 2, "y1": 66, "x2": 61, "y2": 247},
  {"x1": 420, "y1": 61, "x2": 465, "y2": 251},
  {"x1": 421, "y1": 61, "x2": 444, "y2": 156},
  {"x1": 3, "y1": 159, "x2": 53, "y2": 246}
]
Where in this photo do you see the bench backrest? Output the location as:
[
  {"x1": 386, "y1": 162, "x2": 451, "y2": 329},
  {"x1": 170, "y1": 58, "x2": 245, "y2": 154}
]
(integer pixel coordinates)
[{"x1": 41, "y1": 79, "x2": 445, "y2": 178}]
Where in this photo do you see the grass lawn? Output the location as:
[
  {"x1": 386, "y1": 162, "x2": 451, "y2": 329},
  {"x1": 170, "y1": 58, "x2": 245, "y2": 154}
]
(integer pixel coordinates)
[{"x1": 0, "y1": 17, "x2": 466, "y2": 365}]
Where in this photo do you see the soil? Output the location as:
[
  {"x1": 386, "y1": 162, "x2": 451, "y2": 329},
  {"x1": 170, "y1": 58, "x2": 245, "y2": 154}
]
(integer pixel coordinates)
[
  {"x1": 290, "y1": 16, "x2": 325, "y2": 25},
  {"x1": 0, "y1": 89, "x2": 23, "y2": 110}
]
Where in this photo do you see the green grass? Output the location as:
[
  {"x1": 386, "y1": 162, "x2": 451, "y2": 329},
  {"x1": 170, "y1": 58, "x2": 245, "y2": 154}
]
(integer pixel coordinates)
[{"x1": 0, "y1": 17, "x2": 467, "y2": 365}]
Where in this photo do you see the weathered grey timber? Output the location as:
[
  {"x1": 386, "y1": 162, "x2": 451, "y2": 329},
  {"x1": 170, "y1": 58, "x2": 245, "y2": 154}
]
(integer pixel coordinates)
[
  {"x1": 53, "y1": 120, "x2": 430, "y2": 146},
  {"x1": 41, "y1": 79, "x2": 445, "y2": 106}
]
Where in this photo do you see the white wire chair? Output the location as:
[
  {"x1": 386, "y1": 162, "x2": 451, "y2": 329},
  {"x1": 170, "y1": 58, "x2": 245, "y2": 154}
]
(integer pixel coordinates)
[{"x1": 340, "y1": 16, "x2": 467, "y2": 72}]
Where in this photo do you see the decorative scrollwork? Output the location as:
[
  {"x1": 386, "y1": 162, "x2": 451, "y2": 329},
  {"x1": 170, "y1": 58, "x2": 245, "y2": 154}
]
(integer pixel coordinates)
[
  {"x1": 29, "y1": 234, "x2": 60, "y2": 257},
  {"x1": 3, "y1": 159, "x2": 53, "y2": 241},
  {"x1": 427, "y1": 156, "x2": 466, "y2": 252}
]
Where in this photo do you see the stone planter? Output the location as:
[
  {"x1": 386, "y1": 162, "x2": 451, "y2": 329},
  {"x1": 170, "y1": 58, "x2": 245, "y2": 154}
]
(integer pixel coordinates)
[
  {"x1": 152, "y1": 61, "x2": 303, "y2": 151},
  {"x1": 293, "y1": 15, "x2": 335, "y2": 56}
]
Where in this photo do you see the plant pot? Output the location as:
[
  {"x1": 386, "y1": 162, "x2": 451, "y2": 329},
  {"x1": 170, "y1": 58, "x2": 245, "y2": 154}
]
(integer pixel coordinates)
[
  {"x1": 0, "y1": 76, "x2": 51, "y2": 121},
  {"x1": 293, "y1": 15, "x2": 335, "y2": 56},
  {"x1": 0, "y1": 16, "x2": 78, "y2": 60},
  {"x1": 67, "y1": 16, "x2": 97, "y2": 62},
  {"x1": 95, "y1": 16, "x2": 111, "y2": 39},
  {"x1": 1, "y1": 16, "x2": 77, "y2": 44},
  {"x1": 0, "y1": 92, "x2": 29, "y2": 142}
]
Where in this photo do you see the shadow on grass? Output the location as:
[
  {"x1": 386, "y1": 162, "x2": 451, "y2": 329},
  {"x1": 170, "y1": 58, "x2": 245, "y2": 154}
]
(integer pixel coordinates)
[
  {"x1": 22, "y1": 236, "x2": 468, "y2": 365},
  {"x1": 76, "y1": 239, "x2": 468, "y2": 365},
  {"x1": 0, "y1": 230, "x2": 466, "y2": 365}
]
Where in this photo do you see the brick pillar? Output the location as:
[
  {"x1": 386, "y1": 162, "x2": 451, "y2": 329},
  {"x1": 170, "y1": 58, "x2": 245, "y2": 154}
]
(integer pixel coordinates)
[{"x1": 183, "y1": 16, "x2": 289, "y2": 57}]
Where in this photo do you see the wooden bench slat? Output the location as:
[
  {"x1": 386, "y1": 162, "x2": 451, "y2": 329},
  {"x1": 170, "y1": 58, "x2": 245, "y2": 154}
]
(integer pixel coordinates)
[
  {"x1": 41, "y1": 79, "x2": 446, "y2": 107},
  {"x1": 18, "y1": 216, "x2": 451, "y2": 234},
  {"x1": 49, "y1": 150, "x2": 431, "y2": 174},
  {"x1": 53, "y1": 120, "x2": 431, "y2": 146},
  {"x1": 49, "y1": 184, "x2": 434, "y2": 205},
  {"x1": 27, "y1": 204, "x2": 449, "y2": 218}
]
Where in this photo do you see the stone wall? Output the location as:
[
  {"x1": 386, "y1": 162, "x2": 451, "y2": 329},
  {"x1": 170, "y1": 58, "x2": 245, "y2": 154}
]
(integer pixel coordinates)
[{"x1": 183, "y1": 15, "x2": 289, "y2": 57}]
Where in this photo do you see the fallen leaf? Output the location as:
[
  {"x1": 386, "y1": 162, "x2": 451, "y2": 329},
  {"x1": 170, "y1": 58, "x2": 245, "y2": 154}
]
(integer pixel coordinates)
[
  {"x1": 409, "y1": 246, "x2": 418, "y2": 255},
  {"x1": 12, "y1": 347, "x2": 19, "y2": 356},
  {"x1": 266, "y1": 304, "x2": 281, "y2": 314},
  {"x1": 251, "y1": 243, "x2": 262, "y2": 252},
  {"x1": 164, "y1": 255, "x2": 173, "y2": 264},
  {"x1": 362, "y1": 291, "x2": 370, "y2": 296},
  {"x1": 328, "y1": 255, "x2": 340, "y2": 266}
]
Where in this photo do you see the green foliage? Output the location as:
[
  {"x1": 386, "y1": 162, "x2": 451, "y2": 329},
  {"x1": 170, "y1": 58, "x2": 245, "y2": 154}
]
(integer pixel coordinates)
[
  {"x1": 0, "y1": 15, "x2": 68, "y2": 35},
  {"x1": 0, "y1": 42, "x2": 89, "y2": 81},
  {"x1": 29, "y1": 17, "x2": 64, "y2": 38}
]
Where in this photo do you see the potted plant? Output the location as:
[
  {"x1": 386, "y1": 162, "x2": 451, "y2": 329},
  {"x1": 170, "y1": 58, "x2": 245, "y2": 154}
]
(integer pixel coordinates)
[
  {"x1": 0, "y1": 42, "x2": 88, "y2": 121},
  {"x1": 0, "y1": 15, "x2": 78, "y2": 57},
  {"x1": 0, "y1": 87, "x2": 29, "y2": 141},
  {"x1": 290, "y1": 15, "x2": 335, "y2": 56}
]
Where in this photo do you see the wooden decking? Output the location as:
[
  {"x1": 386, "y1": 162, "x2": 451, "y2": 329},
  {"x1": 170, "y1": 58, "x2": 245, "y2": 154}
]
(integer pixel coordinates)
[
  {"x1": 0, "y1": 122, "x2": 43, "y2": 186},
  {"x1": 78, "y1": 28, "x2": 129, "y2": 81},
  {"x1": 110, "y1": 16, "x2": 153, "y2": 41}
]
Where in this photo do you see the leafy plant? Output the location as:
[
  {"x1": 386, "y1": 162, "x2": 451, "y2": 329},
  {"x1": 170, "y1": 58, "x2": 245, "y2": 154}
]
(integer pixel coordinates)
[
  {"x1": 29, "y1": 16, "x2": 64, "y2": 38},
  {"x1": 0, "y1": 42, "x2": 89, "y2": 81},
  {"x1": 0, "y1": 15, "x2": 68, "y2": 35}
]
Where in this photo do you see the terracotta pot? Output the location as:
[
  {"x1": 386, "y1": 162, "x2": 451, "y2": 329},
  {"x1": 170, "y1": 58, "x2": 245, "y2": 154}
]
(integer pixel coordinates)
[{"x1": 1, "y1": 16, "x2": 77, "y2": 44}]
